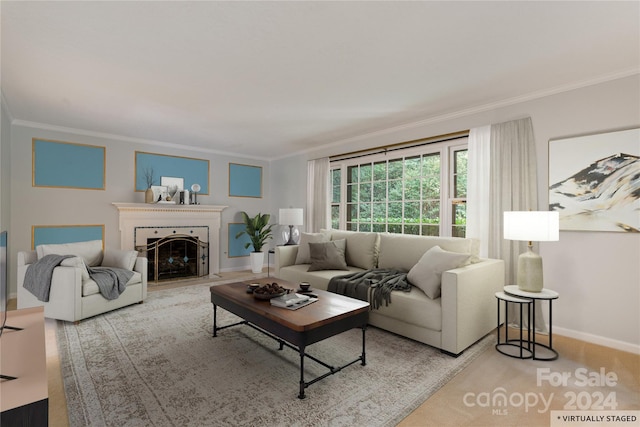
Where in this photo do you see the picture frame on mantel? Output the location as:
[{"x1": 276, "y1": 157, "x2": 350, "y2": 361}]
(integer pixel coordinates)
[{"x1": 548, "y1": 127, "x2": 639, "y2": 233}]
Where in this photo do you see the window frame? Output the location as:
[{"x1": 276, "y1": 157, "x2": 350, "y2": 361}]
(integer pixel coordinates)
[{"x1": 330, "y1": 136, "x2": 468, "y2": 237}]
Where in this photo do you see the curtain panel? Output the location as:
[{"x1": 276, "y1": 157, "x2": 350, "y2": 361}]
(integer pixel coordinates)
[
  {"x1": 467, "y1": 117, "x2": 545, "y2": 331},
  {"x1": 306, "y1": 157, "x2": 330, "y2": 232}
]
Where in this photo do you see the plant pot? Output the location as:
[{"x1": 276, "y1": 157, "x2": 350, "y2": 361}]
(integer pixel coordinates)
[{"x1": 249, "y1": 252, "x2": 264, "y2": 274}]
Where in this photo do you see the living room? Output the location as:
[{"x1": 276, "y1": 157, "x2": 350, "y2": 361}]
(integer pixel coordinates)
[{"x1": 1, "y1": 2, "x2": 638, "y2": 426}]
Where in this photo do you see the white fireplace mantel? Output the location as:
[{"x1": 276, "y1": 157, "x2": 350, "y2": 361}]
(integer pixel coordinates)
[{"x1": 112, "y1": 203, "x2": 228, "y2": 275}]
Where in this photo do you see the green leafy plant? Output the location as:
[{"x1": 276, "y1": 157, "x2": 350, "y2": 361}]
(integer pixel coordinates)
[{"x1": 235, "y1": 212, "x2": 274, "y2": 252}]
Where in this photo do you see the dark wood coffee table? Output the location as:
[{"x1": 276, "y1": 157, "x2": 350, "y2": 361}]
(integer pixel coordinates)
[{"x1": 210, "y1": 278, "x2": 369, "y2": 399}]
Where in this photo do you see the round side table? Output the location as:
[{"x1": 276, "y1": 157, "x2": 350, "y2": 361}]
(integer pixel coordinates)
[
  {"x1": 495, "y1": 291, "x2": 533, "y2": 359},
  {"x1": 504, "y1": 285, "x2": 559, "y2": 361}
]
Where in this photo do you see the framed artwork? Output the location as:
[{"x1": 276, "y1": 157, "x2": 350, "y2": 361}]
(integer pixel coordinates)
[
  {"x1": 228, "y1": 223, "x2": 252, "y2": 257},
  {"x1": 229, "y1": 163, "x2": 262, "y2": 198},
  {"x1": 33, "y1": 139, "x2": 105, "y2": 190},
  {"x1": 549, "y1": 128, "x2": 639, "y2": 232},
  {"x1": 32, "y1": 224, "x2": 105, "y2": 249},
  {"x1": 151, "y1": 185, "x2": 168, "y2": 202},
  {"x1": 135, "y1": 152, "x2": 209, "y2": 194}
]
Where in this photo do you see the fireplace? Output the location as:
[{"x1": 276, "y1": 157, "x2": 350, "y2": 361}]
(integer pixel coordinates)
[
  {"x1": 112, "y1": 203, "x2": 227, "y2": 280},
  {"x1": 136, "y1": 234, "x2": 209, "y2": 282}
]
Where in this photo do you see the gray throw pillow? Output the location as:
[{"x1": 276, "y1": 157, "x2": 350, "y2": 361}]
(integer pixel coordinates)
[
  {"x1": 307, "y1": 239, "x2": 348, "y2": 271},
  {"x1": 295, "y1": 232, "x2": 330, "y2": 264},
  {"x1": 407, "y1": 246, "x2": 470, "y2": 299}
]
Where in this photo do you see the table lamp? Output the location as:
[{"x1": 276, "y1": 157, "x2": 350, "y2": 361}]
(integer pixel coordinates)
[
  {"x1": 279, "y1": 208, "x2": 304, "y2": 245},
  {"x1": 503, "y1": 211, "x2": 559, "y2": 292}
]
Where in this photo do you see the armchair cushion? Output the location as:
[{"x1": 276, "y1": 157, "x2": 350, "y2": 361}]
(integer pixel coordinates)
[
  {"x1": 60, "y1": 257, "x2": 90, "y2": 280},
  {"x1": 102, "y1": 248, "x2": 138, "y2": 271},
  {"x1": 36, "y1": 239, "x2": 103, "y2": 266}
]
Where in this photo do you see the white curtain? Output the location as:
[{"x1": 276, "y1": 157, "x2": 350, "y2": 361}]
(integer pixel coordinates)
[
  {"x1": 489, "y1": 117, "x2": 538, "y2": 284},
  {"x1": 306, "y1": 157, "x2": 330, "y2": 232},
  {"x1": 466, "y1": 125, "x2": 491, "y2": 258},
  {"x1": 467, "y1": 117, "x2": 545, "y2": 331}
]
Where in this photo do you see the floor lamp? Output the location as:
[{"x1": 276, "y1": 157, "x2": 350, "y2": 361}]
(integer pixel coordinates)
[{"x1": 504, "y1": 211, "x2": 559, "y2": 292}]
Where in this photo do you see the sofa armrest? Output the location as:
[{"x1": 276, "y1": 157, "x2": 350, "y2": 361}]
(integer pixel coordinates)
[
  {"x1": 134, "y1": 257, "x2": 148, "y2": 299},
  {"x1": 273, "y1": 245, "x2": 298, "y2": 278},
  {"x1": 440, "y1": 258, "x2": 505, "y2": 355},
  {"x1": 17, "y1": 259, "x2": 84, "y2": 322},
  {"x1": 17, "y1": 250, "x2": 37, "y2": 267}
]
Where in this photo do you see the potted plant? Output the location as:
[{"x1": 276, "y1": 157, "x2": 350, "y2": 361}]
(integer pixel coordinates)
[{"x1": 235, "y1": 212, "x2": 274, "y2": 273}]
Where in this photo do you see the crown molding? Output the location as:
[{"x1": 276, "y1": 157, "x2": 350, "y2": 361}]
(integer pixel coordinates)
[
  {"x1": 10, "y1": 119, "x2": 269, "y2": 161},
  {"x1": 0, "y1": 91, "x2": 15, "y2": 123}
]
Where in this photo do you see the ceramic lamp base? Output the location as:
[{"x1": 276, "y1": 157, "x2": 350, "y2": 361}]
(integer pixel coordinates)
[{"x1": 517, "y1": 246, "x2": 544, "y2": 292}]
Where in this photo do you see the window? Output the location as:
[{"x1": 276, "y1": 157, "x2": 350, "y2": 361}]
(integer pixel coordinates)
[{"x1": 330, "y1": 137, "x2": 468, "y2": 237}]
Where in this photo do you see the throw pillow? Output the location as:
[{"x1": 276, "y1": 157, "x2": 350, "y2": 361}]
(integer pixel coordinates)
[
  {"x1": 407, "y1": 246, "x2": 471, "y2": 299},
  {"x1": 307, "y1": 239, "x2": 348, "y2": 271},
  {"x1": 60, "y1": 257, "x2": 90, "y2": 281},
  {"x1": 326, "y1": 230, "x2": 378, "y2": 270},
  {"x1": 295, "y1": 232, "x2": 329, "y2": 264},
  {"x1": 101, "y1": 248, "x2": 139, "y2": 271}
]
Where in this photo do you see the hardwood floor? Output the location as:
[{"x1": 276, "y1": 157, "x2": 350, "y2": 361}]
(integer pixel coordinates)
[{"x1": 12, "y1": 272, "x2": 640, "y2": 426}]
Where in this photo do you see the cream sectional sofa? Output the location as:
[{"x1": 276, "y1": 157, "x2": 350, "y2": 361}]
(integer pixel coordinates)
[
  {"x1": 274, "y1": 230, "x2": 504, "y2": 356},
  {"x1": 17, "y1": 240, "x2": 148, "y2": 322}
]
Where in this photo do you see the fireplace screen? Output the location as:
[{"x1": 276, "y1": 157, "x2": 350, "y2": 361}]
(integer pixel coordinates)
[{"x1": 136, "y1": 234, "x2": 209, "y2": 282}]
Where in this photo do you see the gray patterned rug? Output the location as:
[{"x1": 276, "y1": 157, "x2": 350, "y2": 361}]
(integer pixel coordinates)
[{"x1": 57, "y1": 281, "x2": 492, "y2": 427}]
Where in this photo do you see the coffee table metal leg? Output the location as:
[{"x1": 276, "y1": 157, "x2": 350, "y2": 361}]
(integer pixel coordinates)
[
  {"x1": 298, "y1": 346, "x2": 306, "y2": 399},
  {"x1": 361, "y1": 325, "x2": 367, "y2": 366},
  {"x1": 212, "y1": 304, "x2": 217, "y2": 337}
]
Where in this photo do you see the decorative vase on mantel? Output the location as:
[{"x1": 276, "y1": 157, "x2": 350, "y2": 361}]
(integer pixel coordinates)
[{"x1": 145, "y1": 187, "x2": 154, "y2": 203}]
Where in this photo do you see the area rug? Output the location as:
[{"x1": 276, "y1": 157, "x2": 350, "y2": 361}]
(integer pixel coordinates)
[{"x1": 57, "y1": 282, "x2": 493, "y2": 427}]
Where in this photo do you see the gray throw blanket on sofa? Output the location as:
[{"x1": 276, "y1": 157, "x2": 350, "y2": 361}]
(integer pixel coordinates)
[
  {"x1": 327, "y1": 268, "x2": 411, "y2": 309},
  {"x1": 24, "y1": 255, "x2": 134, "y2": 302},
  {"x1": 87, "y1": 266, "x2": 135, "y2": 301},
  {"x1": 23, "y1": 254, "x2": 74, "y2": 302}
]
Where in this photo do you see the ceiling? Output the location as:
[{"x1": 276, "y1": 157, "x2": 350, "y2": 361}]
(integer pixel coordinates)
[{"x1": 2, "y1": 1, "x2": 638, "y2": 160}]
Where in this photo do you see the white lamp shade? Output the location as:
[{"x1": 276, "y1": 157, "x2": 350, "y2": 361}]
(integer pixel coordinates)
[
  {"x1": 504, "y1": 211, "x2": 559, "y2": 242},
  {"x1": 279, "y1": 208, "x2": 304, "y2": 226}
]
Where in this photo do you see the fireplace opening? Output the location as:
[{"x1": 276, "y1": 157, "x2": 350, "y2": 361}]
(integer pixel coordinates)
[{"x1": 136, "y1": 234, "x2": 209, "y2": 283}]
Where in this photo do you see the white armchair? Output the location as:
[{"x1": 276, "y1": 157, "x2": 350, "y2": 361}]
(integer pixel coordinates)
[{"x1": 17, "y1": 240, "x2": 148, "y2": 322}]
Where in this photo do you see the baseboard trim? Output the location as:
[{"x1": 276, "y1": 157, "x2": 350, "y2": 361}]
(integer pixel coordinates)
[{"x1": 555, "y1": 326, "x2": 639, "y2": 355}]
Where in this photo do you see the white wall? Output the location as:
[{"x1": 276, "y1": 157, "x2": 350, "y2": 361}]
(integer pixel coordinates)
[
  {"x1": 7, "y1": 125, "x2": 272, "y2": 293},
  {"x1": 294, "y1": 75, "x2": 640, "y2": 353},
  {"x1": 1, "y1": 98, "x2": 11, "y2": 231}
]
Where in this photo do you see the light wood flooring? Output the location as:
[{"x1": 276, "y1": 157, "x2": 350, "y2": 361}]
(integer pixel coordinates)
[{"x1": 12, "y1": 271, "x2": 640, "y2": 427}]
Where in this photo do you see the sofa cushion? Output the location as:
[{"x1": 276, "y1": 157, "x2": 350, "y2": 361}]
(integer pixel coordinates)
[
  {"x1": 102, "y1": 248, "x2": 138, "y2": 271},
  {"x1": 36, "y1": 239, "x2": 104, "y2": 267},
  {"x1": 377, "y1": 233, "x2": 473, "y2": 271},
  {"x1": 371, "y1": 286, "x2": 442, "y2": 331},
  {"x1": 60, "y1": 257, "x2": 90, "y2": 281},
  {"x1": 407, "y1": 246, "x2": 470, "y2": 299},
  {"x1": 308, "y1": 239, "x2": 348, "y2": 271},
  {"x1": 82, "y1": 271, "x2": 142, "y2": 297},
  {"x1": 295, "y1": 232, "x2": 330, "y2": 265},
  {"x1": 278, "y1": 264, "x2": 366, "y2": 291},
  {"x1": 325, "y1": 230, "x2": 378, "y2": 270}
]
